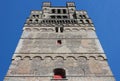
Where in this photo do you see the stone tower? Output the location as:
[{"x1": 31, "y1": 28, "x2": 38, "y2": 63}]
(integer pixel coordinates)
[{"x1": 4, "y1": 2, "x2": 116, "y2": 81}]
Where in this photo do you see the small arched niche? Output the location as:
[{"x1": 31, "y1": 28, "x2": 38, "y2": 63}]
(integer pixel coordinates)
[{"x1": 53, "y1": 68, "x2": 66, "y2": 79}]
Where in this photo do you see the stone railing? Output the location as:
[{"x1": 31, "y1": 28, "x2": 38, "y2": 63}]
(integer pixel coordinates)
[{"x1": 26, "y1": 19, "x2": 78, "y2": 24}]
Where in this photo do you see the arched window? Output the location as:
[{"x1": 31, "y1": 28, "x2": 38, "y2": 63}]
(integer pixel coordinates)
[
  {"x1": 55, "y1": 27, "x2": 58, "y2": 32},
  {"x1": 57, "y1": 16, "x2": 61, "y2": 19},
  {"x1": 79, "y1": 15, "x2": 82, "y2": 18},
  {"x1": 51, "y1": 16, "x2": 55, "y2": 19},
  {"x1": 32, "y1": 15, "x2": 36, "y2": 18},
  {"x1": 80, "y1": 20, "x2": 84, "y2": 24},
  {"x1": 53, "y1": 68, "x2": 66, "y2": 79},
  {"x1": 43, "y1": 20, "x2": 45, "y2": 23},
  {"x1": 29, "y1": 19, "x2": 33, "y2": 23},
  {"x1": 74, "y1": 20, "x2": 77, "y2": 23},
  {"x1": 86, "y1": 20, "x2": 90, "y2": 24},
  {"x1": 83, "y1": 15, "x2": 86, "y2": 18},
  {"x1": 35, "y1": 19, "x2": 38, "y2": 23},
  {"x1": 36, "y1": 15, "x2": 39, "y2": 18},
  {"x1": 63, "y1": 16, "x2": 68, "y2": 19}
]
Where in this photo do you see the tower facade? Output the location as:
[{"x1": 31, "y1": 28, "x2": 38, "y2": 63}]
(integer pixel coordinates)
[{"x1": 4, "y1": 2, "x2": 116, "y2": 81}]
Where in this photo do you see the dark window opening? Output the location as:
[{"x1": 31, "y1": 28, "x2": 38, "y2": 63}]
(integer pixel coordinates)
[
  {"x1": 83, "y1": 15, "x2": 86, "y2": 18},
  {"x1": 86, "y1": 20, "x2": 90, "y2": 24},
  {"x1": 60, "y1": 27, "x2": 64, "y2": 32},
  {"x1": 63, "y1": 16, "x2": 68, "y2": 19},
  {"x1": 71, "y1": 8, "x2": 74, "y2": 11},
  {"x1": 43, "y1": 20, "x2": 45, "y2": 23},
  {"x1": 80, "y1": 20, "x2": 84, "y2": 24},
  {"x1": 68, "y1": 20, "x2": 70, "y2": 23},
  {"x1": 53, "y1": 68, "x2": 66, "y2": 79},
  {"x1": 36, "y1": 15, "x2": 39, "y2": 18},
  {"x1": 32, "y1": 15, "x2": 35, "y2": 18},
  {"x1": 71, "y1": 20, "x2": 74, "y2": 24},
  {"x1": 51, "y1": 16, "x2": 55, "y2": 19},
  {"x1": 79, "y1": 15, "x2": 86, "y2": 19},
  {"x1": 48, "y1": 20, "x2": 51, "y2": 23},
  {"x1": 55, "y1": 27, "x2": 58, "y2": 32},
  {"x1": 73, "y1": 13, "x2": 77, "y2": 19},
  {"x1": 46, "y1": 20, "x2": 48, "y2": 23},
  {"x1": 35, "y1": 19, "x2": 38, "y2": 23},
  {"x1": 74, "y1": 20, "x2": 77, "y2": 23},
  {"x1": 60, "y1": 20, "x2": 62, "y2": 23},
  {"x1": 57, "y1": 16, "x2": 61, "y2": 19},
  {"x1": 52, "y1": 9, "x2": 56, "y2": 13},
  {"x1": 57, "y1": 9, "x2": 61, "y2": 14},
  {"x1": 57, "y1": 20, "x2": 60, "y2": 24},
  {"x1": 29, "y1": 19, "x2": 32, "y2": 21},
  {"x1": 51, "y1": 20, "x2": 54, "y2": 23},
  {"x1": 63, "y1": 9, "x2": 67, "y2": 14},
  {"x1": 35, "y1": 19, "x2": 38, "y2": 21},
  {"x1": 57, "y1": 40, "x2": 62, "y2": 45},
  {"x1": 79, "y1": 15, "x2": 82, "y2": 18}
]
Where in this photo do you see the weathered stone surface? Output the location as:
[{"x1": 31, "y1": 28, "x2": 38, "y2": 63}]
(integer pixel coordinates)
[
  {"x1": 4, "y1": 2, "x2": 115, "y2": 81},
  {"x1": 15, "y1": 39, "x2": 104, "y2": 54}
]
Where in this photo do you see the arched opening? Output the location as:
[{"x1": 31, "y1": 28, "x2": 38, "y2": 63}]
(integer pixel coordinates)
[
  {"x1": 36, "y1": 15, "x2": 39, "y2": 18},
  {"x1": 57, "y1": 16, "x2": 61, "y2": 19},
  {"x1": 29, "y1": 19, "x2": 33, "y2": 23},
  {"x1": 53, "y1": 68, "x2": 66, "y2": 79},
  {"x1": 60, "y1": 27, "x2": 64, "y2": 32},
  {"x1": 51, "y1": 16, "x2": 55, "y2": 19},
  {"x1": 63, "y1": 16, "x2": 68, "y2": 19},
  {"x1": 83, "y1": 15, "x2": 86, "y2": 18},
  {"x1": 32, "y1": 15, "x2": 36, "y2": 18},
  {"x1": 79, "y1": 15, "x2": 82, "y2": 18},
  {"x1": 55, "y1": 27, "x2": 58, "y2": 32},
  {"x1": 35, "y1": 19, "x2": 38, "y2": 23},
  {"x1": 80, "y1": 20, "x2": 84, "y2": 24},
  {"x1": 86, "y1": 20, "x2": 90, "y2": 24}
]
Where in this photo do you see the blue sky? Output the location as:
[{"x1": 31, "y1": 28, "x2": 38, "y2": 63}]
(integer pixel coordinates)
[{"x1": 0, "y1": 0, "x2": 120, "y2": 81}]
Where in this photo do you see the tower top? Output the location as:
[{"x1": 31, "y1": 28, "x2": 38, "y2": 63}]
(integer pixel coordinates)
[
  {"x1": 43, "y1": 2, "x2": 51, "y2": 7},
  {"x1": 4, "y1": 2, "x2": 116, "y2": 81},
  {"x1": 42, "y1": 2, "x2": 75, "y2": 7},
  {"x1": 66, "y1": 2, "x2": 75, "y2": 7}
]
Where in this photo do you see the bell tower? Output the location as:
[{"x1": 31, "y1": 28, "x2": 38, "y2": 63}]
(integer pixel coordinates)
[{"x1": 4, "y1": 2, "x2": 116, "y2": 81}]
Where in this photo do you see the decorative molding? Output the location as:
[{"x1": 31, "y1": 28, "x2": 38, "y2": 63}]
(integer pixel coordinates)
[{"x1": 12, "y1": 54, "x2": 106, "y2": 61}]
